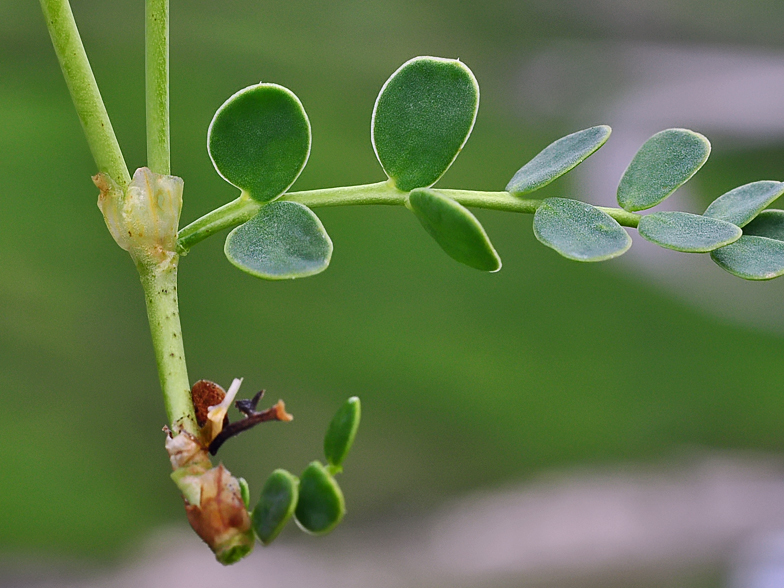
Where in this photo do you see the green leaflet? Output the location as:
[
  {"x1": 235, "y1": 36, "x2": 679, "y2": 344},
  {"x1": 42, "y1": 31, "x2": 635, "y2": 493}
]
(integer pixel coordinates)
[
  {"x1": 408, "y1": 188, "x2": 501, "y2": 272},
  {"x1": 208, "y1": 83, "x2": 311, "y2": 202},
  {"x1": 703, "y1": 181, "x2": 784, "y2": 228},
  {"x1": 294, "y1": 462, "x2": 345, "y2": 535},
  {"x1": 617, "y1": 129, "x2": 710, "y2": 212},
  {"x1": 711, "y1": 236, "x2": 784, "y2": 280},
  {"x1": 238, "y1": 477, "x2": 250, "y2": 509},
  {"x1": 637, "y1": 211, "x2": 741, "y2": 253},
  {"x1": 324, "y1": 397, "x2": 361, "y2": 470},
  {"x1": 506, "y1": 125, "x2": 611, "y2": 194},
  {"x1": 224, "y1": 201, "x2": 332, "y2": 280},
  {"x1": 372, "y1": 56, "x2": 479, "y2": 191},
  {"x1": 533, "y1": 198, "x2": 631, "y2": 262},
  {"x1": 743, "y1": 209, "x2": 784, "y2": 241},
  {"x1": 251, "y1": 469, "x2": 299, "y2": 546}
]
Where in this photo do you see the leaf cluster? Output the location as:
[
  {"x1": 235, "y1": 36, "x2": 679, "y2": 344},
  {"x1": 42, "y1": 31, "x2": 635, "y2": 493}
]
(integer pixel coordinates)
[
  {"x1": 195, "y1": 56, "x2": 784, "y2": 282},
  {"x1": 251, "y1": 397, "x2": 360, "y2": 545}
]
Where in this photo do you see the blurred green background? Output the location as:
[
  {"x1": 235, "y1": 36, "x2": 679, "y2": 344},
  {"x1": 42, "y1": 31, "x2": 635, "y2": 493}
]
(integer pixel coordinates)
[{"x1": 4, "y1": 0, "x2": 784, "y2": 581}]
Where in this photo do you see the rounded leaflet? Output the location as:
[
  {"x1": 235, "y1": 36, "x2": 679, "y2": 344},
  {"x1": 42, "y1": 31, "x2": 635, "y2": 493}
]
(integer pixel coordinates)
[
  {"x1": 208, "y1": 83, "x2": 311, "y2": 202},
  {"x1": 533, "y1": 198, "x2": 631, "y2": 262},
  {"x1": 372, "y1": 56, "x2": 479, "y2": 191},
  {"x1": 617, "y1": 129, "x2": 710, "y2": 212},
  {"x1": 506, "y1": 125, "x2": 611, "y2": 194},
  {"x1": 224, "y1": 201, "x2": 332, "y2": 280},
  {"x1": 251, "y1": 469, "x2": 299, "y2": 545},
  {"x1": 408, "y1": 188, "x2": 501, "y2": 271},
  {"x1": 324, "y1": 397, "x2": 361, "y2": 469},
  {"x1": 294, "y1": 461, "x2": 345, "y2": 535}
]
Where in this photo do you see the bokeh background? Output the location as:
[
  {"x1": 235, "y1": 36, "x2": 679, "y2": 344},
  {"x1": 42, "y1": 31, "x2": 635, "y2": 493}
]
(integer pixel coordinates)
[{"x1": 5, "y1": 1, "x2": 784, "y2": 586}]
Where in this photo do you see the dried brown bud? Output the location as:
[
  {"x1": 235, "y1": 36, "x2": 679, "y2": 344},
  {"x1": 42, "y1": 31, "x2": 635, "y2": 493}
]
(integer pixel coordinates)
[
  {"x1": 191, "y1": 380, "x2": 227, "y2": 428},
  {"x1": 165, "y1": 430, "x2": 254, "y2": 565},
  {"x1": 184, "y1": 464, "x2": 254, "y2": 565}
]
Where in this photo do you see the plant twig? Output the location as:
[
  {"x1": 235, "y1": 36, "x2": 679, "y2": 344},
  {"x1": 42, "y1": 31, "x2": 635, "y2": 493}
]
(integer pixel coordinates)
[
  {"x1": 146, "y1": 0, "x2": 170, "y2": 175},
  {"x1": 137, "y1": 260, "x2": 199, "y2": 436},
  {"x1": 176, "y1": 182, "x2": 641, "y2": 252},
  {"x1": 208, "y1": 393, "x2": 292, "y2": 455},
  {"x1": 39, "y1": 0, "x2": 131, "y2": 189}
]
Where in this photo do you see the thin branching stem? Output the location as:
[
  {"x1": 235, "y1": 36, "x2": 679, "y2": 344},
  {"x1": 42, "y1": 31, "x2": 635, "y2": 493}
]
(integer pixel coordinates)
[
  {"x1": 176, "y1": 182, "x2": 641, "y2": 252},
  {"x1": 39, "y1": 0, "x2": 131, "y2": 189}
]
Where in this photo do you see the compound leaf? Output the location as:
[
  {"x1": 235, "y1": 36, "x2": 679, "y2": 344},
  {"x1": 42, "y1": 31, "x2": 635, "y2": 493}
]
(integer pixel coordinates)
[
  {"x1": 534, "y1": 198, "x2": 631, "y2": 262},
  {"x1": 742, "y1": 209, "x2": 784, "y2": 241},
  {"x1": 506, "y1": 125, "x2": 611, "y2": 194},
  {"x1": 251, "y1": 469, "x2": 299, "y2": 545},
  {"x1": 209, "y1": 83, "x2": 311, "y2": 202},
  {"x1": 225, "y1": 201, "x2": 332, "y2": 279},
  {"x1": 703, "y1": 181, "x2": 784, "y2": 228},
  {"x1": 372, "y1": 56, "x2": 479, "y2": 191},
  {"x1": 711, "y1": 235, "x2": 784, "y2": 280},
  {"x1": 324, "y1": 397, "x2": 361, "y2": 470},
  {"x1": 408, "y1": 188, "x2": 501, "y2": 271},
  {"x1": 637, "y1": 211, "x2": 741, "y2": 253},
  {"x1": 617, "y1": 129, "x2": 710, "y2": 212},
  {"x1": 294, "y1": 462, "x2": 345, "y2": 535}
]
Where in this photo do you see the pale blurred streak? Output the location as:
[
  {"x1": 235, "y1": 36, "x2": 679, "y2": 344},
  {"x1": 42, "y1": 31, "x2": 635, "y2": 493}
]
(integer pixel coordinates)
[{"x1": 7, "y1": 453, "x2": 784, "y2": 588}]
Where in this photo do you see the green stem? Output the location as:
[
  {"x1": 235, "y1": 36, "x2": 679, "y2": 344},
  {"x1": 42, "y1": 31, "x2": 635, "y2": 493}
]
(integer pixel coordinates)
[
  {"x1": 137, "y1": 259, "x2": 198, "y2": 436},
  {"x1": 177, "y1": 182, "x2": 641, "y2": 251},
  {"x1": 596, "y1": 206, "x2": 641, "y2": 228},
  {"x1": 142, "y1": 1, "x2": 195, "y2": 435},
  {"x1": 146, "y1": 0, "x2": 170, "y2": 175},
  {"x1": 39, "y1": 0, "x2": 131, "y2": 189},
  {"x1": 177, "y1": 192, "x2": 260, "y2": 252}
]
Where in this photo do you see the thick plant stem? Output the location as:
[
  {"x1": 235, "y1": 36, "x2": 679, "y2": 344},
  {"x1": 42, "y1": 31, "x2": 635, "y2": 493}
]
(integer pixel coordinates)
[
  {"x1": 146, "y1": 0, "x2": 170, "y2": 175},
  {"x1": 177, "y1": 182, "x2": 641, "y2": 252},
  {"x1": 137, "y1": 259, "x2": 198, "y2": 436},
  {"x1": 39, "y1": 0, "x2": 131, "y2": 189}
]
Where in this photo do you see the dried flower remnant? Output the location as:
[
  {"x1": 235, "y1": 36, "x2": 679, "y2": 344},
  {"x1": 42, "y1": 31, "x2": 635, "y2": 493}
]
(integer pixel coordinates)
[
  {"x1": 209, "y1": 389, "x2": 293, "y2": 455},
  {"x1": 166, "y1": 377, "x2": 292, "y2": 563},
  {"x1": 191, "y1": 379, "x2": 228, "y2": 428},
  {"x1": 166, "y1": 429, "x2": 253, "y2": 564},
  {"x1": 96, "y1": 166, "x2": 183, "y2": 266}
]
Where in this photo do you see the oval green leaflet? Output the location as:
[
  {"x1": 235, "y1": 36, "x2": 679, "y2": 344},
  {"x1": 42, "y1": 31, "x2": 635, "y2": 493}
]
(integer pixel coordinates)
[
  {"x1": 408, "y1": 188, "x2": 501, "y2": 272},
  {"x1": 533, "y1": 198, "x2": 631, "y2": 262},
  {"x1": 742, "y1": 209, "x2": 784, "y2": 241},
  {"x1": 506, "y1": 125, "x2": 611, "y2": 194},
  {"x1": 372, "y1": 56, "x2": 479, "y2": 191},
  {"x1": 711, "y1": 235, "x2": 784, "y2": 280},
  {"x1": 637, "y1": 211, "x2": 741, "y2": 253},
  {"x1": 251, "y1": 469, "x2": 299, "y2": 545},
  {"x1": 208, "y1": 83, "x2": 311, "y2": 202},
  {"x1": 238, "y1": 477, "x2": 250, "y2": 509},
  {"x1": 294, "y1": 461, "x2": 345, "y2": 535},
  {"x1": 224, "y1": 201, "x2": 332, "y2": 280},
  {"x1": 617, "y1": 129, "x2": 710, "y2": 212},
  {"x1": 324, "y1": 397, "x2": 361, "y2": 470},
  {"x1": 703, "y1": 181, "x2": 784, "y2": 228}
]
